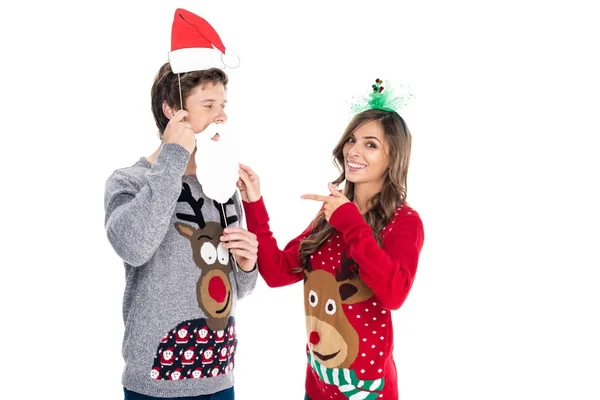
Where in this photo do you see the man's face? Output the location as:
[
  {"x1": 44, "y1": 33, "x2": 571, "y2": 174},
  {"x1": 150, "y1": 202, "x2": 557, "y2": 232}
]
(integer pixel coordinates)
[{"x1": 185, "y1": 82, "x2": 227, "y2": 139}]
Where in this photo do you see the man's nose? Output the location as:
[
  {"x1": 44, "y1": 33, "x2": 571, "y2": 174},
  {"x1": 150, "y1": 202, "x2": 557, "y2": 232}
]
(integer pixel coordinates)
[{"x1": 215, "y1": 109, "x2": 227, "y2": 124}]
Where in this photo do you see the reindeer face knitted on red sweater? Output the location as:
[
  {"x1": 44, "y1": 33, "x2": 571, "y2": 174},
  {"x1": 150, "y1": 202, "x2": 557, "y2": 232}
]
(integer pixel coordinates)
[
  {"x1": 303, "y1": 244, "x2": 390, "y2": 399},
  {"x1": 304, "y1": 252, "x2": 373, "y2": 368}
]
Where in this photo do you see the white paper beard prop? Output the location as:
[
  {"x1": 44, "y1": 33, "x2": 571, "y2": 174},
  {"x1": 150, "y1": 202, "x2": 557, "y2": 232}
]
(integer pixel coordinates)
[{"x1": 194, "y1": 123, "x2": 240, "y2": 204}]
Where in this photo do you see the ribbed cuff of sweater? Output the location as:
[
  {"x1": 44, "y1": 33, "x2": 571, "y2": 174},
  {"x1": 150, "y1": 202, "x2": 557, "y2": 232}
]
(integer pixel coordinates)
[
  {"x1": 155, "y1": 143, "x2": 191, "y2": 177},
  {"x1": 329, "y1": 202, "x2": 365, "y2": 233},
  {"x1": 241, "y1": 197, "x2": 269, "y2": 229}
]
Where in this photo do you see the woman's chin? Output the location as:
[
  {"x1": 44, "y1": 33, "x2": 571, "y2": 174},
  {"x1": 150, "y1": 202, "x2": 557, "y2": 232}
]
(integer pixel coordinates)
[{"x1": 344, "y1": 174, "x2": 359, "y2": 184}]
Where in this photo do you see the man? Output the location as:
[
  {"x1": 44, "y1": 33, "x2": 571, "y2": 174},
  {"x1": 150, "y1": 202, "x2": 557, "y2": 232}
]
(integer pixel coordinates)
[{"x1": 104, "y1": 9, "x2": 257, "y2": 400}]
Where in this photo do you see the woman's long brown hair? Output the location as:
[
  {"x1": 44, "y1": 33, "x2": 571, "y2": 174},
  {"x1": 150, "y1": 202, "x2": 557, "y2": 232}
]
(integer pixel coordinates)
[{"x1": 295, "y1": 109, "x2": 412, "y2": 272}]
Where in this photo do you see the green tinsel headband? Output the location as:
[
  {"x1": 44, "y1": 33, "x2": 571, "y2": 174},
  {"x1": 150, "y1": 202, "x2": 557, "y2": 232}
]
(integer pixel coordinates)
[{"x1": 350, "y1": 78, "x2": 414, "y2": 115}]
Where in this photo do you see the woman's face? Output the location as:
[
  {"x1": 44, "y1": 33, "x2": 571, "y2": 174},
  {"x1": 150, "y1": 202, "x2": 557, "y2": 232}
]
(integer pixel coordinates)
[{"x1": 343, "y1": 120, "x2": 390, "y2": 187}]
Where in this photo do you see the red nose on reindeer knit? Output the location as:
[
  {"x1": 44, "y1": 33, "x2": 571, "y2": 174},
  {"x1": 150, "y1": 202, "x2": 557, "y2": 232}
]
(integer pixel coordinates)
[
  {"x1": 309, "y1": 331, "x2": 320, "y2": 345},
  {"x1": 209, "y1": 276, "x2": 226, "y2": 302}
]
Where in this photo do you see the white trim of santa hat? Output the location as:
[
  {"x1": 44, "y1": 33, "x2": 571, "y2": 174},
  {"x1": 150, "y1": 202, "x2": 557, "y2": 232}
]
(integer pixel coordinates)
[{"x1": 168, "y1": 8, "x2": 240, "y2": 73}]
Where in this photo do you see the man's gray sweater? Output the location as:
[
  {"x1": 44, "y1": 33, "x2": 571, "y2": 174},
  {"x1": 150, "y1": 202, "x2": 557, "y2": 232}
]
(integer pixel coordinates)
[{"x1": 104, "y1": 143, "x2": 257, "y2": 397}]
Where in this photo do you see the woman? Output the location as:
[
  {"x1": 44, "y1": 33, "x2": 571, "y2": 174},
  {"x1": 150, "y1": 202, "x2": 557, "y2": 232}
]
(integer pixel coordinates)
[{"x1": 223, "y1": 80, "x2": 424, "y2": 399}]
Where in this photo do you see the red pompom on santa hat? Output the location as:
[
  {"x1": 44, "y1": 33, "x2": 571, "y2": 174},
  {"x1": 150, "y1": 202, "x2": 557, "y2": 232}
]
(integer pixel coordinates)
[{"x1": 168, "y1": 8, "x2": 240, "y2": 73}]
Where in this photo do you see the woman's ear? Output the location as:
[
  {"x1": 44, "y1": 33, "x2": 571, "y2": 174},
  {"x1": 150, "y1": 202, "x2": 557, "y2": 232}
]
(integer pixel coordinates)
[{"x1": 162, "y1": 101, "x2": 175, "y2": 120}]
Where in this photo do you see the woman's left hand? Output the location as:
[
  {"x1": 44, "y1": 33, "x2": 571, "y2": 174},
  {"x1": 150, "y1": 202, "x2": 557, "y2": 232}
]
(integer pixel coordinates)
[{"x1": 301, "y1": 183, "x2": 350, "y2": 222}]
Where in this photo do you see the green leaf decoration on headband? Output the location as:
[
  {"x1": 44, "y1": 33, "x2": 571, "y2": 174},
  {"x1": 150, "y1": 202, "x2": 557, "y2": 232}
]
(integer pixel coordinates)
[{"x1": 350, "y1": 78, "x2": 414, "y2": 115}]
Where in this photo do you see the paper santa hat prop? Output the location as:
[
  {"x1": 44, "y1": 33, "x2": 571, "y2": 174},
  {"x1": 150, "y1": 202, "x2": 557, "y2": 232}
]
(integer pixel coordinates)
[{"x1": 168, "y1": 8, "x2": 240, "y2": 73}]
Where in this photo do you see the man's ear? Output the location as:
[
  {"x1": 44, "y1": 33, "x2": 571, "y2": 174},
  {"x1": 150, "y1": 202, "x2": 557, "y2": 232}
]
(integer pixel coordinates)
[{"x1": 162, "y1": 101, "x2": 175, "y2": 120}]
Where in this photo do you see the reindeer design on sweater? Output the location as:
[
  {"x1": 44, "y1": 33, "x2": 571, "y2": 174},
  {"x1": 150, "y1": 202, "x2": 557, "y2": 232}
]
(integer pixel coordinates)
[
  {"x1": 304, "y1": 251, "x2": 385, "y2": 399},
  {"x1": 305, "y1": 252, "x2": 374, "y2": 368},
  {"x1": 149, "y1": 183, "x2": 239, "y2": 381},
  {"x1": 175, "y1": 182, "x2": 238, "y2": 332}
]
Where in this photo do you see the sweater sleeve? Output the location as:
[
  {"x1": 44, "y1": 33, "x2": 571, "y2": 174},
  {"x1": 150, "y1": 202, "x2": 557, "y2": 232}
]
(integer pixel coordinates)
[
  {"x1": 329, "y1": 202, "x2": 425, "y2": 310},
  {"x1": 242, "y1": 197, "x2": 312, "y2": 288},
  {"x1": 231, "y1": 191, "x2": 259, "y2": 299},
  {"x1": 104, "y1": 143, "x2": 190, "y2": 267}
]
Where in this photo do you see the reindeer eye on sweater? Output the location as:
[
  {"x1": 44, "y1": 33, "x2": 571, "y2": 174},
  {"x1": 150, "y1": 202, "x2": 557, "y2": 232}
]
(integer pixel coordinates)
[
  {"x1": 200, "y1": 242, "x2": 217, "y2": 265},
  {"x1": 325, "y1": 299, "x2": 337, "y2": 315},
  {"x1": 216, "y1": 242, "x2": 229, "y2": 265},
  {"x1": 309, "y1": 290, "x2": 318, "y2": 307}
]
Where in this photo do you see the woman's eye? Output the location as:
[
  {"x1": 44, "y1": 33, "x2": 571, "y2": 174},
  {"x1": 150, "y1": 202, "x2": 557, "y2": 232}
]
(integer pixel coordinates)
[
  {"x1": 367, "y1": 142, "x2": 377, "y2": 148},
  {"x1": 204, "y1": 105, "x2": 213, "y2": 109}
]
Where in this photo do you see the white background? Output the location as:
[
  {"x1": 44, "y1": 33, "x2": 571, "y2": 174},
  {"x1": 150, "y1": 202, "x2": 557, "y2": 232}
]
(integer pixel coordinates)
[{"x1": 1, "y1": 0, "x2": 599, "y2": 399}]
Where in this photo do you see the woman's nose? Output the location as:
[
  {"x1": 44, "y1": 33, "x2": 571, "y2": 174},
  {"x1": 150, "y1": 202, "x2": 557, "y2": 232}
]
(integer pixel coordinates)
[{"x1": 347, "y1": 144, "x2": 360, "y2": 157}]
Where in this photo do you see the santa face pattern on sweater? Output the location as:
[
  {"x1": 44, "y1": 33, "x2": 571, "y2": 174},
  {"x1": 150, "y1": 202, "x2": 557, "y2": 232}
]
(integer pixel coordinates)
[
  {"x1": 174, "y1": 183, "x2": 239, "y2": 332},
  {"x1": 151, "y1": 317, "x2": 237, "y2": 381},
  {"x1": 304, "y1": 246, "x2": 389, "y2": 399}
]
